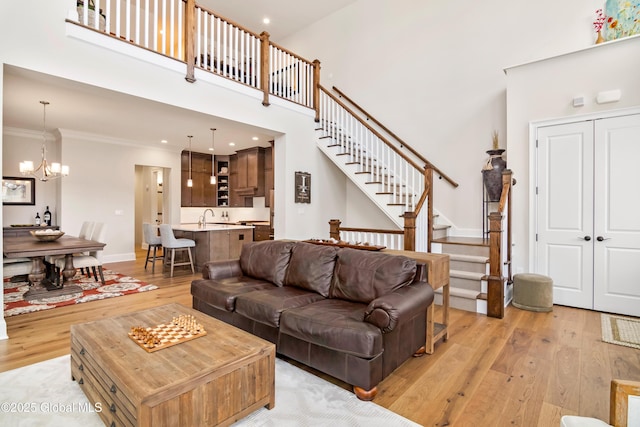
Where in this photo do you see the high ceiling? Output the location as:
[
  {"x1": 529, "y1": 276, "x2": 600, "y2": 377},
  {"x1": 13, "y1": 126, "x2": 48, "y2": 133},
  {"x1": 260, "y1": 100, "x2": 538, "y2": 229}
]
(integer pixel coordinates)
[{"x1": 2, "y1": 0, "x2": 357, "y2": 155}]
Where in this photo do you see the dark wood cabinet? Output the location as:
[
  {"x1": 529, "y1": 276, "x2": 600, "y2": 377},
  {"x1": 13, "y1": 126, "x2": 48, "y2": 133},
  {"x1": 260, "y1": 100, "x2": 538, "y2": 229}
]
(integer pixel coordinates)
[
  {"x1": 231, "y1": 147, "x2": 265, "y2": 207},
  {"x1": 264, "y1": 146, "x2": 273, "y2": 207},
  {"x1": 181, "y1": 150, "x2": 216, "y2": 207},
  {"x1": 215, "y1": 156, "x2": 230, "y2": 207}
]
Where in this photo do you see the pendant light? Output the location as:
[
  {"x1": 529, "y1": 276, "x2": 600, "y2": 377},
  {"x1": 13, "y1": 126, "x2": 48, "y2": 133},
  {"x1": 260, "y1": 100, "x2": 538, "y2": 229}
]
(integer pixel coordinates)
[
  {"x1": 19, "y1": 101, "x2": 70, "y2": 181},
  {"x1": 210, "y1": 128, "x2": 217, "y2": 185},
  {"x1": 187, "y1": 135, "x2": 193, "y2": 188}
]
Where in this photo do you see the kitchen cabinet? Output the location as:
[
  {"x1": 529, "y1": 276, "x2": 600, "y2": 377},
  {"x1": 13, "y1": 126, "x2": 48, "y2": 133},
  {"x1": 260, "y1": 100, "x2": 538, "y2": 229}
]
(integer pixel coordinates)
[
  {"x1": 264, "y1": 145, "x2": 273, "y2": 207},
  {"x1": 173, "y1": 225, "x2": 254, "y2": 270},
  {"x1": 181, "y1": 151, "x2": 215, "y2": 207},
  {"x1": 215, "y1": 156, "x2": 230, "y2": 207},
  {"x1": 235, "y1": 147, "x2": 265, "y2": 197}
]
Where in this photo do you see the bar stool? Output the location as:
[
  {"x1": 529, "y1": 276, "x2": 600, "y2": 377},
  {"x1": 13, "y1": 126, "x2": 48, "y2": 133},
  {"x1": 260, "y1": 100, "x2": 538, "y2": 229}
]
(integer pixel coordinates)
[
  {"x1": 142, "y1": 223, "x2": 162, "y2": 273},
  {"x1": 159, "y1": 224, "x2": 195, "y2": 277}
]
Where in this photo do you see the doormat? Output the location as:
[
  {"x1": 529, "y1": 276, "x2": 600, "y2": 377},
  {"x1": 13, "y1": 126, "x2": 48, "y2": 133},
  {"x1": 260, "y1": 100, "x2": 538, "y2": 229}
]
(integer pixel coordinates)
[
  {"x1": 3, "y1": 269, "x2": 158, "y2": 317},
  {"x1": 601, "y1": 313, "x2": 640, "y2": 350}
]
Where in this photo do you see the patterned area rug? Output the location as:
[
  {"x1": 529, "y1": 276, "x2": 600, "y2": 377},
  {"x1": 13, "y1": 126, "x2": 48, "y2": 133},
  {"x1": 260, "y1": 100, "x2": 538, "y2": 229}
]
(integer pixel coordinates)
[
  {"x1": 0, "y1": 355, "x2": 420, "y2": 426},
  {"x1": 601, "y1": 313, "x2": 640, "y2": 350},
  {"x1": 3, "y1": 269, "x2": 158, "y2": 317}
]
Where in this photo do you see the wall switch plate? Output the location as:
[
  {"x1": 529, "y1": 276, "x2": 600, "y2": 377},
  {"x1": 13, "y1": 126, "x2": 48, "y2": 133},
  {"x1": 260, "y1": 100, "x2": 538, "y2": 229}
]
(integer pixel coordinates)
[
  {"x1": 572, "y1": 96, "x2": 585, "y2": 107},
  {"x1": 115, "y1": 209, "x2": 124, "y2": 215}
]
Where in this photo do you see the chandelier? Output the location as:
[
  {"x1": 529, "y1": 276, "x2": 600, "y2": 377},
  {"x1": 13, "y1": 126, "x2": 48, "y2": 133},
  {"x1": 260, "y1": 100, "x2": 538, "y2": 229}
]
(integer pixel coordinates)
[
  {"x1": 19, "y1": 101, "x2": 70, "y2": 182},
  {"x1": 210, "y1": 128, "x2": 217, "y2": 185}
]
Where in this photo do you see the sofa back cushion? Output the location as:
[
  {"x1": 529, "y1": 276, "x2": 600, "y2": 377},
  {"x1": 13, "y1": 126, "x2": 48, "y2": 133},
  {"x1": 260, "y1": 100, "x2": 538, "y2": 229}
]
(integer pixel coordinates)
[
  {"x1": 329, "y1": 248, "x2": 416, "y2": 304},
  {"x1": 284, "y1": 242, "x2": 338, "y2": 297},
  {"x1": 239, "y1": 240, "x2": 295, "y2": 286}
]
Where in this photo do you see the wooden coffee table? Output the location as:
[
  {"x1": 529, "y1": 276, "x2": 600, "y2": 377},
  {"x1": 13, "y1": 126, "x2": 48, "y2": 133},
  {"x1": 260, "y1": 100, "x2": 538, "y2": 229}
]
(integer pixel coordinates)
[{"x1": 70, "y1": 303, "x2": 275, "y2": 427}]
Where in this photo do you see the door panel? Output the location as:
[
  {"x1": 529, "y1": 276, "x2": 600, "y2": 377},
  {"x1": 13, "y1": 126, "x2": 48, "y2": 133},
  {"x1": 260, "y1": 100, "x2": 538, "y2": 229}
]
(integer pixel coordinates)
[
  {"x1": 593, "y1": 114, "x2": 640, "y2": 316},
  {"x1": 536, "y1": 122, "x2": 594, "y2": 309}
]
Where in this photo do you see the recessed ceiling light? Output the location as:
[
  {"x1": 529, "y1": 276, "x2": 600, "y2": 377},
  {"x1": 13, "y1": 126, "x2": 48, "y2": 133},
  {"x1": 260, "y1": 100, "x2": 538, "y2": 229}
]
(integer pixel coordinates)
[
  {"x1": 161, "y1": 139, "x2": 168, "y2": 144},
  {"x1": 229, "y1": 142, "x2": 236, "y2": 146},
  {"x1": 252, "y1": 136, "x2": 259, "y2": 141},
  {"x1": 208, "y1": 147, "x2": 214, "y2": 151},
  {"x1": 263, "y1": 17, "x2": 270, "y2": 25}
]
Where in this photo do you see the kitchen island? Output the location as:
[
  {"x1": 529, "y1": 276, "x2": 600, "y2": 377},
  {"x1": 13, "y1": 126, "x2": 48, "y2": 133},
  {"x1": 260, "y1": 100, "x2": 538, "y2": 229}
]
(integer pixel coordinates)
[{"x1": 172, "y1": 223, "x2": 254, "y2": 272}]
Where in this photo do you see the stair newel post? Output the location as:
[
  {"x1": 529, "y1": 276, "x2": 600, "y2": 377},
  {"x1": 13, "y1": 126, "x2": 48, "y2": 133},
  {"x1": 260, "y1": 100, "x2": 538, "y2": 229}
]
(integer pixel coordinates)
[
  {"x1": 487, "y1": 211, "x2": 505, "y2": 319},
  {"x1": 403, "y1": 212, "x2": 416, "y2": 251},
  {"x1": 329, "y1": 219, "x2": 341, "y2": 241},
  {"x1": 260, "y1": 31, "x2": 271, "y2": 107},
  {"x1": 313, "y1": 59, "x2": 321, "y2": 122},
  {"x1": 184, "y1": 0, "x2": 196, "y2": 83},
  {"x1": 503, "y1": 169, "x2": 514, "y2": 285},
  {"x1": 426, "y1": 165, "x2": 434, "y2": 252}
]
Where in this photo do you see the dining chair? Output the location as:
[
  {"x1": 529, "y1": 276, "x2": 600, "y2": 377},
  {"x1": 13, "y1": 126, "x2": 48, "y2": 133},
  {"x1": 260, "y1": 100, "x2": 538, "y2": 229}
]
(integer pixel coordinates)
[
  {"x1": 2, "y1": 258, "x2": 32, "y2": 280},
  {"x1": 159, "y1": 224, "x2": 195, "y2": 277},
  {"x1": 45, "y1": 220, "x2": 95, "y2": 269},
  {"x1": 143, "y1": 223, "x2": 162, "y2": 273},
  {"x1": 56, "y1": 222, "x2": 107, "y2": 284}
]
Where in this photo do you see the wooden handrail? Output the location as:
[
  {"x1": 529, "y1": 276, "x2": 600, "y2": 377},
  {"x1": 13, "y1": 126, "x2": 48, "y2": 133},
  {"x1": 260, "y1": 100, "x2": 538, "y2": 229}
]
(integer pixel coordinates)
[
  {"x1": 319, "y1": 85, "x2": 424, "y2": 172},
  {"x1": 332, "y1": 86, "x2": 458, "y2": 188},
  {"x1": 195, "y1": 3, "x2": 261, "y2": 39},
  {"x1": 269, "y1": 40, "x2": 315, "y2": 65},
  {"x1": 335, "y1": 226, "x2": 403, "y2": 235}
]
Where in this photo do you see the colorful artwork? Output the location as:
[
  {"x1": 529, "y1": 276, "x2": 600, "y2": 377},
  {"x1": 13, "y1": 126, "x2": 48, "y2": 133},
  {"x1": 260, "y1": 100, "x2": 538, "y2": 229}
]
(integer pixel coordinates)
[{"x1": 603, "y1": 0, "x2": 640, "y2": 40}]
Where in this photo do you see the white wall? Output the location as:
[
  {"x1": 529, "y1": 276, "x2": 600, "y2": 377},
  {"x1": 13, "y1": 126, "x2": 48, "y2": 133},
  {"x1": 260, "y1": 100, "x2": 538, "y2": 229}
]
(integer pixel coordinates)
[
  {"x1": 2, "y1": 128, "x2": 61, "y2": 226},
  {"x1": 281, "y1": 0, "x2": 606, "y2": 235},
  {"x1": 505, "y1": 35, "x2": 640, "y2": 274}
]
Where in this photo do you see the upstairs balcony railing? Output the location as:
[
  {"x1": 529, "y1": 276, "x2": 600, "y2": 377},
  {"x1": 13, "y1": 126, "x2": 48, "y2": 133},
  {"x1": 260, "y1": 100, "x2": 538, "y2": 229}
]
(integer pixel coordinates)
[{"x1": 71, "y1": 0, "x2": 317, "y2": 109}]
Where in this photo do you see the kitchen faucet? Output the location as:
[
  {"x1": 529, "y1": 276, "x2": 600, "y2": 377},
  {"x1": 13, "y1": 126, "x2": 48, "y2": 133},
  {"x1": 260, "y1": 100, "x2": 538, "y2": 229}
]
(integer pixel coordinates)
[{"x1": 202, "y1": 208, "x2": 215, "y2": 227}]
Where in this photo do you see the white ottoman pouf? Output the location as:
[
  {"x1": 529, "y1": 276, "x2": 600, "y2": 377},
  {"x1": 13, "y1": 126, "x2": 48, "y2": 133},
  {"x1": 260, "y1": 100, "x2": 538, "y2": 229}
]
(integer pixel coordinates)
[
  {"x1": 512, "y1": 273, "x2": 553, "y2": 312},
  {"x1": 560, "y1": 415, "x2": 611, "y2": 427}
]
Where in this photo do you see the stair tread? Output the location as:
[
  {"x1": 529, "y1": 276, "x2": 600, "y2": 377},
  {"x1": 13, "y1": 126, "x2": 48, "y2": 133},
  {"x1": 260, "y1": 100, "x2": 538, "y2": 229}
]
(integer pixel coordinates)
[
  {"x1": 432, "y1": 236, "x2": 489, "y2": 247},
  {"x1": 447, "y1": 253, "x2": 488, "y2": 263},
  {"x1": 450, "y1": 269, "x2": 485, "y2": 280},
  {"x1": 433, "y1": 224, "x2": 451, "y2": 230},
  {"x1": 434, "y1": 287, "x2": 481, "y2": 298}
]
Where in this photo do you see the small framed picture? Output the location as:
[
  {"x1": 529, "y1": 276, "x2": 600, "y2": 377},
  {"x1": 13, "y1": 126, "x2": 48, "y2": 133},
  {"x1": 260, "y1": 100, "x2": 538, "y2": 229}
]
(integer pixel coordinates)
[
  {"x1": 294, "y1": 171, "x2": 311, "y2": 203},
  {"x1": 2, "y1": 177, "x2": 36, "y2": 205}
]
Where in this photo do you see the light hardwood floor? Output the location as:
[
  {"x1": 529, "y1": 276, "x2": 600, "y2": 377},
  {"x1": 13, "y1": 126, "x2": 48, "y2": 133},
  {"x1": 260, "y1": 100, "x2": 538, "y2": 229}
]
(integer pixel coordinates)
[{"x1": 1, "y1": 251, "x2": 639, "y2": 426}]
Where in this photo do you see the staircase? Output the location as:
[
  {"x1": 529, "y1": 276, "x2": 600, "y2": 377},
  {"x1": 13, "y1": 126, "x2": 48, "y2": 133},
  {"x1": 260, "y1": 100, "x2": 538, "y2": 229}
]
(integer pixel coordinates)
[{"x1": 432, "y1": 237, "x2": 490, "y2": 314}]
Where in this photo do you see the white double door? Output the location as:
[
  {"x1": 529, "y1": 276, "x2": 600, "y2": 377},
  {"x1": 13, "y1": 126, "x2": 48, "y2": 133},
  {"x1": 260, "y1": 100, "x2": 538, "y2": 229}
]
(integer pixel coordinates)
[{"x1": 535, "y1": 113, "x2": 640, "y2": 317}]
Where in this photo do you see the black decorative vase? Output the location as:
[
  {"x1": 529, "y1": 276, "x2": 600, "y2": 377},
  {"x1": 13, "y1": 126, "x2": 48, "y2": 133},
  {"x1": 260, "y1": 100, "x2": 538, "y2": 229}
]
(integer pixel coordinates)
[{"x1": 482, "y1": 149, "x2": 506, "y2": 202}]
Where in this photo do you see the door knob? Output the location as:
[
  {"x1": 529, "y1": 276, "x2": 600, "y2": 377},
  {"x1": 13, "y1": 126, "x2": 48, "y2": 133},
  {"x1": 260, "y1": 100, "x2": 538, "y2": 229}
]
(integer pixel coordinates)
[
  {"x1": 596, "y1": 236, "x2": 610, "y2": 242},
  {"x1": 582, "y1": 236, "x2": 591, "y2": 241}
]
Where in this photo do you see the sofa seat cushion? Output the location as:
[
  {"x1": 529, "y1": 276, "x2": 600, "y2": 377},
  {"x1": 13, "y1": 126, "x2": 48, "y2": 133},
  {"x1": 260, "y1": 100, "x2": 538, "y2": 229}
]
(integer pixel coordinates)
[
  {"x1": 330, "y1": 248, "x2": 417, "y2": 304},
  {"x1": 190, "y1": 277, "x2": 274, "y2": 312},
  {"x1": 284, "y1": 242, "x2": 338, "y2": 297},
  {"x1": 280, "y1": 299, "x2": 383, "y2": 359},
  {"x1": 235, "y1": 287, "x2": 325, "y2": 328},
  {"x1": 240, "y1": 240, "x2": 295, "y2": 286}
]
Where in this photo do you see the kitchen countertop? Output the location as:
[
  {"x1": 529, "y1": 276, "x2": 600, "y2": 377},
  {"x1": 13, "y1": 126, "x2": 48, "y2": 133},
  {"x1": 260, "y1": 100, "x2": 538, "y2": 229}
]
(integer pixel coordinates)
[{"x1": 173, "y1": 223, "x2": 254, "y2": 232}]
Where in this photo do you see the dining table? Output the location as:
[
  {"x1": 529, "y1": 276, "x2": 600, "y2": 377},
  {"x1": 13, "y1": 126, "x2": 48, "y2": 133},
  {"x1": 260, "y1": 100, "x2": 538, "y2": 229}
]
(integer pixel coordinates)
[{"x1": 3, "y1": 235, "x2": 106, "y2": 302}]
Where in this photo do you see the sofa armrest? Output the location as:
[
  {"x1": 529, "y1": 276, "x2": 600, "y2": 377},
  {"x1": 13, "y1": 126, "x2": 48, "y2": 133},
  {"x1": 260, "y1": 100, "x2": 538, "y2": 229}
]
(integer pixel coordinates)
[
  {"x1": 364, "y1": 281, "x2": 434, "y2": 333},
  {"x1": 201, "y1": 259, "x2": 242, "y2": 280}
]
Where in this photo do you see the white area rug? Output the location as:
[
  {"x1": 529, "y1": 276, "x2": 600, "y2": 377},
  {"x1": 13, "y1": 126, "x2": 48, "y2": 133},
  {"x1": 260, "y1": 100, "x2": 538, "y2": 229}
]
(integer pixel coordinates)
[{"x1": 0, "y1": 355, "x2": 420, "y2": 426}]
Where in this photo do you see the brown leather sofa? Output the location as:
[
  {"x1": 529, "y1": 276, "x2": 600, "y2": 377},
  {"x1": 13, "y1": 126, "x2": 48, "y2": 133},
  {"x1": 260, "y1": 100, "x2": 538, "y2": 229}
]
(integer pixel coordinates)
[{"x1": 191, "y1": 240, "x2": 434, "y2": 400}]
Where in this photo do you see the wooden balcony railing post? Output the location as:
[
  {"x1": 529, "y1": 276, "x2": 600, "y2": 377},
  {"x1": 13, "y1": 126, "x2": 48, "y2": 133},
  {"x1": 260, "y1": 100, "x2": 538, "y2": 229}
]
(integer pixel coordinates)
[
  {"x1": 329, "y1": 219, "x2": 341, "y2": 241},
  {"x1": 313, "y1": 59, "x2": 321, "y2": 122},
  {"x1": 403, "y1": 212, "x2": 416, "y2": 251},
  {"x1": 260, "y1": 31, "x2": 271, "y2": 106},
  {"x1": 487, "y1": 211, "x2": 504, "y2": 319},
  {"x1": 184, "y1": 0, "x2": 196, "y2": 83}
]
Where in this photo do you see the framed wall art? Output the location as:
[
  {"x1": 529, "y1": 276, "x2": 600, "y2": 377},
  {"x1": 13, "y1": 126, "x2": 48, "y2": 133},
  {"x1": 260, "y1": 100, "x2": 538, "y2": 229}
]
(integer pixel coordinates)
[
  {"x1": 294, "y1": 171, "x2": 311, "y2": 203},
  {"x1": 2, "y1": 177, "x2": 36, "y2": 205}
]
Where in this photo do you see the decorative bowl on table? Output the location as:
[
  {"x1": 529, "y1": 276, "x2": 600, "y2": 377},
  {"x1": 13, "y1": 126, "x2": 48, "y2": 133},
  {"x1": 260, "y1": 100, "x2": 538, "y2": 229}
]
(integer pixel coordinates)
[{"x1": 30, "y1": 229, "x2": 65, "y2": 241}]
